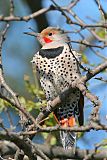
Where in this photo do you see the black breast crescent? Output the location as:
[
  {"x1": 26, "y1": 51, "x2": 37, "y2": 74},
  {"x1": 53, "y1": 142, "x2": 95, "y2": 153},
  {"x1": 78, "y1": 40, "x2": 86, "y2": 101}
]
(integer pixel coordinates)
[{"x1": 39, "y1": 46, "x2": 64, "y2": 59}]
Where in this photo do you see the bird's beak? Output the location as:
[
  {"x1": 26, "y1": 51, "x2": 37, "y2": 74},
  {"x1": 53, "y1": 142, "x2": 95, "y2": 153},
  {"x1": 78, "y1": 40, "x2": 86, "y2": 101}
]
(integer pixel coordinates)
[{"x1": 24, "y1": 31, "x2": 40, "y2": 38}]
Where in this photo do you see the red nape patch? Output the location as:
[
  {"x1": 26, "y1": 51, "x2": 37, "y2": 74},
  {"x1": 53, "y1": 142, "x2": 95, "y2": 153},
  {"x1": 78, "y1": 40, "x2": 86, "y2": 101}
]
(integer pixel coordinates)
[{"x1": 43, "y1": 37, "x2": 53, "y2": 43}]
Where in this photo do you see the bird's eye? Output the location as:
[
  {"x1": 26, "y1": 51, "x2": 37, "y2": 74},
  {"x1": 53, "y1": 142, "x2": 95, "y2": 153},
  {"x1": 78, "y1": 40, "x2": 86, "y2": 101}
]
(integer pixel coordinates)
[{"x1": 48, "y1": 32, "x2": 53, "y2": 36}]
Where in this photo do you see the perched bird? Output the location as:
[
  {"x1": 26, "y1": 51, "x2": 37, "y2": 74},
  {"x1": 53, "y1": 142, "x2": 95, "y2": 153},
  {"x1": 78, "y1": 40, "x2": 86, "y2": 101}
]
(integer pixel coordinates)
[{"x1": 30, "y1": 27, "x2": 84, "y2": 149}]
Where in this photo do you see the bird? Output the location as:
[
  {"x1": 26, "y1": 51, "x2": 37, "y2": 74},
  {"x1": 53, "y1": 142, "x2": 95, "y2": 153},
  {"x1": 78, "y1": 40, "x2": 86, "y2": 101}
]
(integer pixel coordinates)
[{"x1": 30, "y1": 27, "x2": 84, "y2": 149}]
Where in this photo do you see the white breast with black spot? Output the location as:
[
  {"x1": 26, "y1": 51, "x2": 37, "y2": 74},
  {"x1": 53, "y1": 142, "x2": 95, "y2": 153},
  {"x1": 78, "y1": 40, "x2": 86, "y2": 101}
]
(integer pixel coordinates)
[{"x1": 32, "y1": 44, "x2": 81, "y2": 105}]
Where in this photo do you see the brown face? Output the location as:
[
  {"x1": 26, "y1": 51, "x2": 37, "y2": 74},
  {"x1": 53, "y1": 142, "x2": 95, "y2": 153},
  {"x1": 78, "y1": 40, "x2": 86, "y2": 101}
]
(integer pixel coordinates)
[{"x1": 40, "y1": 28, "x2": 61, "y2": 44}]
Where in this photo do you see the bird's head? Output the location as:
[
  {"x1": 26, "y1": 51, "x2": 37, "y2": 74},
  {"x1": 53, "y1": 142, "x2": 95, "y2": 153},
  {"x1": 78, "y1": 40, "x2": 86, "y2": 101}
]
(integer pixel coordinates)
[{"x1": 25, "y1": 27, "x2": 70, "y2": 48}]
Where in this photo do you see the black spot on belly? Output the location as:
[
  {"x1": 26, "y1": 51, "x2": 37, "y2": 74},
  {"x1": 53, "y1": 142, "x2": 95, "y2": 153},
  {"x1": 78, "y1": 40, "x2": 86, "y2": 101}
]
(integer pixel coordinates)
[{"x1": 39, "y1": 47, "x2": 64, "y2": 59}]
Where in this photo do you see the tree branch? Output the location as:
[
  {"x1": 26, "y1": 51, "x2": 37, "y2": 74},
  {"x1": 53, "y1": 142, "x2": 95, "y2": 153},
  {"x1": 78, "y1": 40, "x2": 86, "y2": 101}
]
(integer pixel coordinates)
[
  {"x1": 36, "y1": 61, "x2": 107, "y2": 125},
  {"x1": 0, "y1": 24, "x2": 42, "y2": 130},
  {"x1": 0, "y1": 6, "x2": 54, "y2": 22},
  {"x1": 0, "y1": 137, "x2": 107, "y2": 160},
  {"x1": 0, "y1": 131, "x2": 50, "y2": 160}
]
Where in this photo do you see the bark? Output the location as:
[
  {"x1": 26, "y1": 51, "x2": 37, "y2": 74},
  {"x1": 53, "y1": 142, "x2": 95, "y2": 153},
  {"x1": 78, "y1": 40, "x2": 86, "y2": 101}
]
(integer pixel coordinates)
[{"x1": 0, "y1": 140, "x2": 107, "y2": 160}]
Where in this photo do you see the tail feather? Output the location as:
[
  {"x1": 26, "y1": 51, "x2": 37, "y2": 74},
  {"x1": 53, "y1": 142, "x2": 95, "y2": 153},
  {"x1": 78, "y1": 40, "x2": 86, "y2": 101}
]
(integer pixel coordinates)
[
  {"x1": 60, "y1": 131, "x2": 76, "y2": 149},
  {"x1": 53, "y1": 108, "x2": 77, "y2": 149}
]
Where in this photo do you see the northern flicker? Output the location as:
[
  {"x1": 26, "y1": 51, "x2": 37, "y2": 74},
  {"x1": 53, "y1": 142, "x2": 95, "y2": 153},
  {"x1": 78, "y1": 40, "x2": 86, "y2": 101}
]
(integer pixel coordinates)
[{"x1": 30, "y1": 27, "x2": 84, "y2": 149}]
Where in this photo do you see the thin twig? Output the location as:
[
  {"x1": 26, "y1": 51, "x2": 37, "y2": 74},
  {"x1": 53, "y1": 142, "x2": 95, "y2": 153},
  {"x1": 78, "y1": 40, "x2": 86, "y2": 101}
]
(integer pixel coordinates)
[
  {"x1": 94, "y1": 77, "x2": 107, "y2": 83},
  {"x1": 67, "y1": 0, "x2": 80, "y2": 10},
  {"x1": 9, "y1": 0, "x2": 14, "y2": 16}
]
